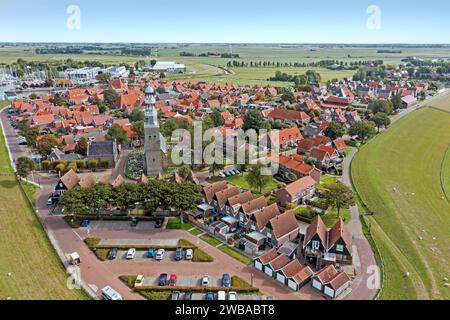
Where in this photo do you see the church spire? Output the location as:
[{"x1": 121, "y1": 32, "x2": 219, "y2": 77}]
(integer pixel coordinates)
[{"x1": 145, "y1": 84, "x2": 158, "y2": 128}]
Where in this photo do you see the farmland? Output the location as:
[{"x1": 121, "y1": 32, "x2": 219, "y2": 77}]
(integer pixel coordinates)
[
  {"x1": 351, "y1": 107, "x2": 450, "y2": 300},
  {"x1": 3, "y1": 44, "x2": 450, "y2": 86},
  {"x1": 0, "y1": 104, "x2": 87, "y2": 300}
]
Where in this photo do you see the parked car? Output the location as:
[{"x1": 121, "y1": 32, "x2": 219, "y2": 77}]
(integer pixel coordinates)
[
  {"x1": 81, "y1": 219, "x2": 90, "y2": 227},
  {"x1": 171, "y1": 291, "x2": 180, "y2": 300},
  {"x1": 224, "y1": 172, "x2": 231, "y2": 177},
  {"x1": 185, "y1": 248, "x2": 193, "y2": 260},
  {"x1": 234, "y1": 169, "x2": 241, "y2": 174},
  {"x1": 227, "y1": 170, "x2": 235, "y2": 176},
  {"x1": 155, "y1": 249, "x2": 165, "y2": 261},
  {"x1": 130, "y1": 218, "x2": 138, "y2": 227},
  {"x1": 101, "y1": 286, "x2": 123, "y2": 300},
  {"x1": 184, "y1": 292, "x2": 193, "y2": 300},
  {"x1": 175, "y1": 248, "x2": 183, "y2": 261},
  {"x1": 158, "y1": 273, "x2": 168, "y2": 286},
  {"x1": 46, "y1": 195, "x2": 54, "y2": 206},
  {"x1": 154, "y1": 219, "x2": 163, "y2": 228},
  {"x1": 205, "y1": 292, "x2": 215, "y2": 300},
  {"x1": 218, "y1": 291, "x2": 226, "y2": 300},
  {"x1": 126, "y1": 248, "x2": 136, "y2": 260},
  {"x1": 202, "y1": 276, "x2": 209, "y2": 286},
  {"x1": 228, "y1": 291, "x2": 237, "y2": 300},
  {"x1": 146, "y1": 248, "x2": 156, "y2": 258},
  {"x1": 218, "y1": 172, "x2": 226, "y2": 178},
  {"x1": 107, "y1": 247, "x2": 118, "y2": 260},
  {"x1": 222, "y1": 273, "x2": 231, "y2": 287},
  {"x1": 169, "y1": 274, "x2": 177, "y2": 286},
  {"x1": 135, "y1": 275, "x2": 144, "y2": 287}
]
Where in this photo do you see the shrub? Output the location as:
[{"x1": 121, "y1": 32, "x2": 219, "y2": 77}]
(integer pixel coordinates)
[
  {"x1": 84, "y1": 237, "x2": 101, "y2": 248},
  {"x1": 76, "y1": 160, "x2": 87, "y2": 170},
  {"x1": 100, "y1": 159, "x2": 111, "y2": 169},
  {"x1": 55, "y1": 163, "x2": 66, "y2": 173},
  {"x1": 119, "y1": 275, "x2": 137, "y2": 288},
  {"x1": 66, "y1": 162, "x2": 78, "y2": 172},
  {"x1": 231, "y1": 276, "x2": 252, "y2": 288},
  {"x1": 41, "y1": 160, "x2": 51, "y2": 170},
  {"x1": 53, "y1": 160, "x2": 68, "y2": 168},
  {"x1": 89, "y1": 160, "x2": 98, "y2": 170},
  {"x1": 192, "y1": 248, "x2": 214, "y2": 262}
]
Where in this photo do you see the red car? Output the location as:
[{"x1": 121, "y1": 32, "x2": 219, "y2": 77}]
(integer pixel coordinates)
[{"x1": 169, "y1": 274, "x2": 177, "y2": 287}]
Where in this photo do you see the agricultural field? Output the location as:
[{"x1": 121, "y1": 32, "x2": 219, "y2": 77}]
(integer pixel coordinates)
[
  {"x1": 3, "y1": 44, "x2": 450, "y2": 86},
  {"x1": 0, "y1": 105, "x2": 87, "y2": 300},
  {"x1": 352, "y1": 107, "x2": 450, "y2": 300}
]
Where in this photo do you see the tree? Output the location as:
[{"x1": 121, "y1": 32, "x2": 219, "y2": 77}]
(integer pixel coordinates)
[
  {"x1": 348, "y1": 121, "x2": 376, "y2": 142},
  {"x1": 371, "y1": 99, "x2": 394, "y2": 115},
  {"x1": 96, "y1": 72, "x2": 111, "y2": 84},
  {"x1": 243, "y1": 110, "x2": 270, "y2": 131},
  {"x1": 323, "y1": 122, "x2": 345, "y2": 140},
  {"x1": 372, "y1": 112, "x2": 391, "y2": 132},
  {"x1": 245, "y1": 163, "x2": 271, "y2": 194},
  {"x1": 131, "y1": 120, "x2": 144, "y2": 142},
  {"x1": 75, "y1": 137, "x2": 88, "y2": 156},
  {"x1": 106, "y1": 124, "x2": 129, "y2": 145},
  {"x1": 209, "y1": 162, "x2": 224, "y2": 177},
  {"x1": 323, "y1": 182, "x2": 355, "y2": 218},
  {"x1": 16, "y1": 157, "x2": 34, "y2": 178},
  {"x1": 130, "y1": 107, "x2": 145, "y2": 122},
  {"x1": 37, "y1": 134, "x2": 61, "y2": 156},
  {"x1": 178, "y1": 166, "x2": 191, "y2": 180},
  {"x1": 211, "y1": 108, "x2": 224, "y2": 127},
  {"x1": 391, "y1": 94, "x2": 402, "y2": 110},
  {"x1": 103, "y1": 89, "x2": 119, "y2": 107}
]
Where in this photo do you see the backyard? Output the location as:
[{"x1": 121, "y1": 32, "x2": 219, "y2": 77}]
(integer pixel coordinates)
[{"x1": 226, "y1": 173, "x2": 282, "y2": 195}]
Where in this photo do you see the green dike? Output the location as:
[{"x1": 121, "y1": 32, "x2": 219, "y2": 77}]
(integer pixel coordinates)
[
  {"x1": 351, "y1": 107, "x2": 450, "y2": 300},
  {"x1": 0, "y1": 105, "x2": 88, "y2": 299}
]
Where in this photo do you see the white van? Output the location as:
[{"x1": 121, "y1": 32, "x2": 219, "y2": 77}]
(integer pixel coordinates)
[
  {"x1": 217, "y1": 291, "x2": 226, "y2": 300},
  {"x1": 101, "y1": 286, "x2": 123, "y2": 300},
  {"x1": 126, "y1": 248, "x2": 136, "y2": 259}
]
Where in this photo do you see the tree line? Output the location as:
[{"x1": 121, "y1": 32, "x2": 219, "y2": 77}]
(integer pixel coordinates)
[{"x1": 59, "y1": 180, "x2": 203, "y2": 215}]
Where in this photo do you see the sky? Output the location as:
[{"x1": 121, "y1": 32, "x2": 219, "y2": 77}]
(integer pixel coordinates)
[{"x1": 0, "y1": 0, "x2": 449, "y2": 43}]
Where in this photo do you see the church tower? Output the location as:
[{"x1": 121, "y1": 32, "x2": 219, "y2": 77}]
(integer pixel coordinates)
[{"x1": 144, "y1": 85, "x2": 167, "y2": 175}]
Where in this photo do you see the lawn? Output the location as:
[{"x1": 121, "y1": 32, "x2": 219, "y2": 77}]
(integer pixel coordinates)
[
  {"x1": 321, "y1": 209, "x2": 351, "y2": 227},
  {"x1": 316, "y1": 174, "x2": 338, "y2": 191},
  {"x1": 166, "y1": 217, "x2": 193, "y2": 230},
  {"x1": 226, "y1": 173, "x2": 280, "y2": 195},
  {"x1": 442, "y1": 147, "x2": 450, "y2": 202},
  {"x1": 218, "y1": 246, "x2": 253, "y2": 266},
  {"x1": 0, "y1": 112, "x2": 87, "y2": 299},
  {"x1": 200, "y1": 234, "x2": 222, "y2": 247},
  {"x1": 351, "y1": 107, "x2": 450, "y2": 300}
]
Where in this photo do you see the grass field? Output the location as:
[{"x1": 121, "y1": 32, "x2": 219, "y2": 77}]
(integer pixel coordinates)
[
  {"x1": 427, "y1": 92, "x2": 450, "y2": 112},
  {"x1": 352, "y1": 107, "x2": 450, "y2": 300},
  {"x1": 3, "y1": 44, "x2": 450, "y2": 86},
  {"x1": 0, "y1": 107, "x2": 87, "y2": 299}
]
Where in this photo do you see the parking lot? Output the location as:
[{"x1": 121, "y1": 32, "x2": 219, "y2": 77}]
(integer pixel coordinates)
[
  {"x1": 142, "y1": 275, "x2": 224, "y2": 287},
  {"x1": 173, "y1": 292, "x2": 261, "y2": 301},
  {"x1": 116, "y1": 249, "x2": 184, "y2": 262},
  {"x1": 87, "y1": 221, "x2": 159, "y2": 231}
]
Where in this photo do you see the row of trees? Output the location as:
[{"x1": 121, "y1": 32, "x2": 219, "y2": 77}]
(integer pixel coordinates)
[
  {"x1": 58, "y1": 180, "x2": 202, "y2": 215},
  {"x1": 268, "y1": 70, "x2": 322, "y2": 85},
  {"x1": 226, "y1": 59, "x2": 381, "y2": 69}
]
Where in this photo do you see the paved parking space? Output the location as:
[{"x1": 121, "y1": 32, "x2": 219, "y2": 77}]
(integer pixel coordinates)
[
  {"x1": 100, "y1": 238, "x2": 179, "y2": 247},
  {"x1": 117, "y1": 250, "x2": 178, "y2": 262},
  {"x1": 88, "y1": 221, "x2": 159, "y2": 231}
]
